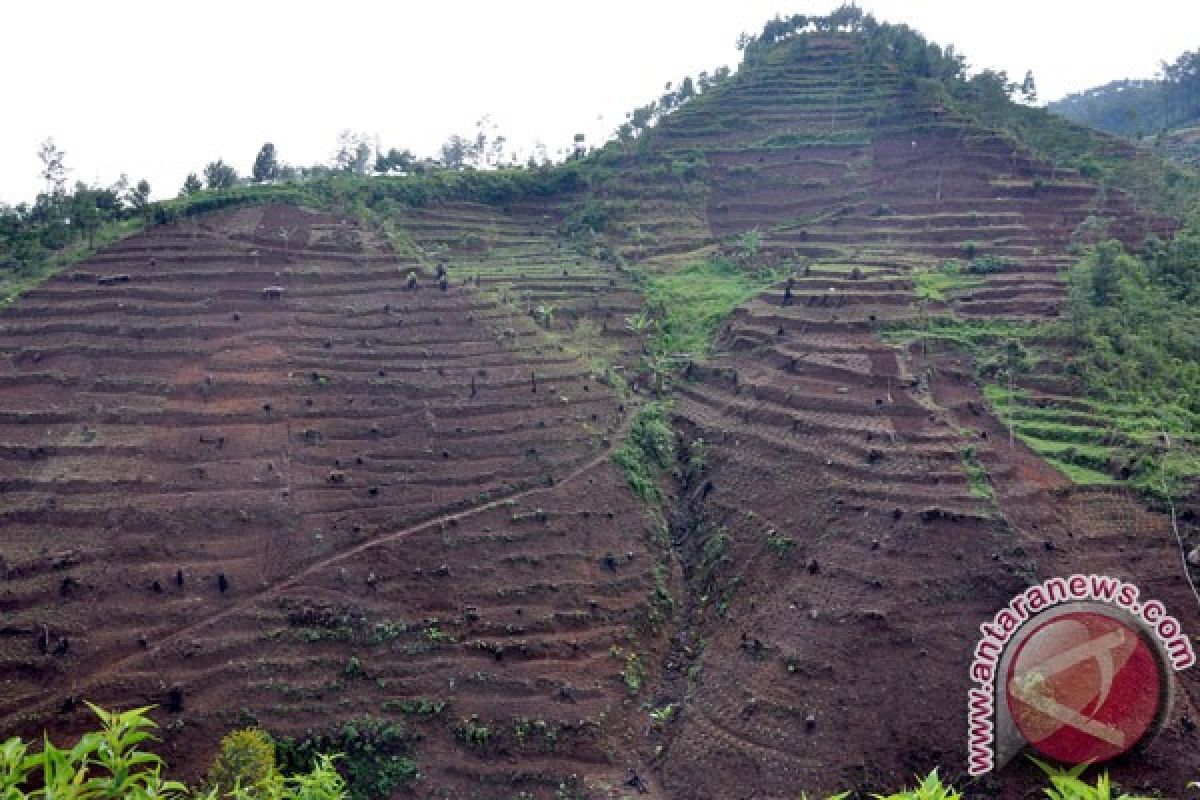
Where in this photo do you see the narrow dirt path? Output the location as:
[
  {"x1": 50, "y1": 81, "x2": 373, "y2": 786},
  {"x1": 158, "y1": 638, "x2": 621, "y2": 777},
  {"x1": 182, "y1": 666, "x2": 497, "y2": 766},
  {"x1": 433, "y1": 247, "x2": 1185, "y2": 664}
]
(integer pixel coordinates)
[{"x1": 45, "y1": 401, "x2": 641, "y2": 711}]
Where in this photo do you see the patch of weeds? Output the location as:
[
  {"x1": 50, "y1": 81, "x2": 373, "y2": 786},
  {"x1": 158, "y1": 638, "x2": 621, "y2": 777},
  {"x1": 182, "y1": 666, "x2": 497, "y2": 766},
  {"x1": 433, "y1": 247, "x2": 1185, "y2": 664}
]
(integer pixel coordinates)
[
  {"x1": 368, "y1": 620, "x2": 410, "y2": 644},
  {"x1": 613, "y1": 401, "x2": 674, "y2": 500},
  {"x1": 765, "y1": 530, "x2": 796, "y2": 556},
  {"x1": 959, "y1": 445, "x2": 994, "y2": 500},
  {"x1": 649, "y1": 703, "x2": 678, "y2": 725},
  {"x1": 911, "y1": 260, "x2": 985, "y2": 302},
  {"x1": 344, "y1": 655, "x2": 366, "y2": 679},
  {"x1": 512, "y1": 717, "x2": 560, "y2": 749},
  {"x1": 701, "y1": 527, "x2": 731, "y2": 580},
  {"x1": 382, "y1": 697, "x2": 446, "y2": 717},
  {"x1": 716, "y1": 575, "x2": 743, "y2": 618},
  {"x1": 643, "y1": 564, "x2": 676, "y2": 634},
  {"x1": 622, "y1": 652, "x2": 646, "y2": 695},
  {"x1": 422, "y1": 624, "x2": 453, "y2": 644},
  {"x1": 276, "y1": 717, "x2": 419, "y2": 800},
  {"x1": 687, "y1": 437, "x2": 707, "y2": 472},
  {"x1": 963, "y1": 254, "x2": 1012, "y2": 274},
  {"x1": 455, "y1": 716, "x2": 492, "y2": 750}
]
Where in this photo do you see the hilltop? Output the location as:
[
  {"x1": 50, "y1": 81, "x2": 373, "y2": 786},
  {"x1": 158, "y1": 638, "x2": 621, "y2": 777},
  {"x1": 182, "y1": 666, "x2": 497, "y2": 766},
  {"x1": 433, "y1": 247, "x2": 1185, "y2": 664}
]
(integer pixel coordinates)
[{"x1": 0, "y1": 8, "x2": 1197, "y2": 799}]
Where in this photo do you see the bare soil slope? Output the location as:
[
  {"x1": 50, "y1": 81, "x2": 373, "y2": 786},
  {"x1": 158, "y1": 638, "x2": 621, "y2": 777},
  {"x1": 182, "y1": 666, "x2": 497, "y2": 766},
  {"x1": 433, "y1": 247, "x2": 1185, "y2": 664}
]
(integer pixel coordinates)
[
  {"x1": 1, "y1": 26, "x2": 1199, "y2": 800},
  {"x1": 0, "y1": 205, "x2": 671, "y2": 798},
  {"x1": 640, "y1": 32, "x2": 1199, "y2": 799}
]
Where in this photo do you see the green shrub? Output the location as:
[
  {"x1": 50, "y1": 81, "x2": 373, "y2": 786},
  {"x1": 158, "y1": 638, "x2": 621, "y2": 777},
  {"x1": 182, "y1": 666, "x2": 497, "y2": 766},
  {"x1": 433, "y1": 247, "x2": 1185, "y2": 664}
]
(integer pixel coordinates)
[
  {"x1": 613, "y1": 402, "x2": 674, "y2": 500},
  {"x1": 208, "y1": 728, "x2": 276, "y2": 795},
  {"x1": 276, "y1": 718, "x2": 416, "y2": 800},
  {"x1": 964, "y1": 254, "x2": 1011, "y2": 274},
  {"x1": 0, "y1": 703, "x2": 345, "y2": 800},
  {"x1": 622, "y1": 652, "x2": 646, "y2": 695}
]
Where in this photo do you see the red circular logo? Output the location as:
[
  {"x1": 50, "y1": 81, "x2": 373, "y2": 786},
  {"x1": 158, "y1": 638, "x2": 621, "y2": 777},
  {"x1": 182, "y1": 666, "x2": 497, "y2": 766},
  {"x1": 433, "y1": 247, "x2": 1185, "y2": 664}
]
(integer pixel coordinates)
[{"x1": 1005, "y1": 610, "x2": 1165, "y2": 764}]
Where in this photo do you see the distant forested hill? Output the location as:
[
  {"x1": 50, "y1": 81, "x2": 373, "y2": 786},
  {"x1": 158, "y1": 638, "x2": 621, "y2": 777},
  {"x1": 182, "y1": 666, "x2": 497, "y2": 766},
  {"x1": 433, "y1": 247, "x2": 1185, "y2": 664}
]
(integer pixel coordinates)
[{"x1": 1049, "y1": 47, "x2": 1200, "y2": 137}]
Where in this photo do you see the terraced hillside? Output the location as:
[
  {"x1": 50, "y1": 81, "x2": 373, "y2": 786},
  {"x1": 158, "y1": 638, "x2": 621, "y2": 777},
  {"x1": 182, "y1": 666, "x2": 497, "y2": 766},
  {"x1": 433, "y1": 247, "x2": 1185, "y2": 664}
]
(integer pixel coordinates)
[
  {"x1": 0, "y1": 205, "x2": 676, "y2": 797},
  {"x1": 2, "y1": 13, "x2": 1200, "y2": 800},
  {"x1": 1154, "y1": 123, "x2": 1200, "y2": 167},
  {"x1": 390, "y1": 201, "x2": 645, "y2": 370},
  {"x1": 633, "y1": 29, "x2": 1200, "y2": 799}
]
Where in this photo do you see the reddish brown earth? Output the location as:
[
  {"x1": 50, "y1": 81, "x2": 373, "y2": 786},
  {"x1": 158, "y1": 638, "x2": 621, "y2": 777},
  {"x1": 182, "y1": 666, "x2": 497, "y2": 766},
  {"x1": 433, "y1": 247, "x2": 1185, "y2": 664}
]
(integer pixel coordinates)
[
  {"x1": 0, "y1": 205, "x2": 673, "y2": 797},
  {"x1": 636, "y1": 32, "x2": 1199, "y2": 800},
  {"x1": 3, "y1": 28, "x2": 1200, "y2": 800},
  {"x1": 657, "y1": 319, "x2": 1199, "y2": 798}
]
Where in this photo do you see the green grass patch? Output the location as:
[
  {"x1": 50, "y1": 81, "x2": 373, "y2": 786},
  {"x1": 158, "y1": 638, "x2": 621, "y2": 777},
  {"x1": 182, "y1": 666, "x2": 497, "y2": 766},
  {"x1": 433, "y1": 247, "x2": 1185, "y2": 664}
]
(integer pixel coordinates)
[
  {"x1": 880, "y1": 315, "x2": 1056, "y2": 353},
  {"x1": 759, "y1": 131, "x2": 872, "y2": 147},
  {"x1": 644, "y1": 257, "x2": 785, "y2": 359},
  {"x1": 983, "y1": 384, "x2": 1200, "y2": 491},
  {"x1": 910, "y1": 260, "x2": 986, "y2": 303},
  {"x1": 959, "y1": 445, "x2": 994, "y2": 499},
  {"x1": 1044, "y1": 458, "x2": 1120, "y2": 486},
  {"x1": 881, "y1": 309, "x2": 1197, "y2": 494}
]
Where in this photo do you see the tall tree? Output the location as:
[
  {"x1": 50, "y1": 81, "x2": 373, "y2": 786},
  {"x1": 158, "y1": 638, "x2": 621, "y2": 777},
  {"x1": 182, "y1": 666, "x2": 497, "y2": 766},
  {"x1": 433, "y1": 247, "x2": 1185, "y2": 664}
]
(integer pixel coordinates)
[
  {"x1": 127, "y1": 180, "x2": 152, "y2": 221},
  {"x1": 69, "y1": 183, "x2": 101, "y2": 248},
  {"x1": 251, "y1": 143, "x2": 279, "y2": 183},
  {"x1": 677, "y1": 76, "x2": 696, "y2": 102},
  {"x1": 203, "y1": 160, "x2": 238, "y2": 190},
  {"x1": 37, "y1": 138, "x2": 68, "y2": 195},
  {"x1": 374, "y1": 148, "x2": 414, "y2": 174},
  {"x1": 181, "y1": 173, "x2": 203, "y2": 196},
  {"x1": 439, "y1": 135, "x2": 469, "y2": 169},
  {"x1": 334, "y1": 131, "x2": 372, "y2": 174},
  {"x1": 1020, "y1": 70, "x2": 1038, "y2": 104}
]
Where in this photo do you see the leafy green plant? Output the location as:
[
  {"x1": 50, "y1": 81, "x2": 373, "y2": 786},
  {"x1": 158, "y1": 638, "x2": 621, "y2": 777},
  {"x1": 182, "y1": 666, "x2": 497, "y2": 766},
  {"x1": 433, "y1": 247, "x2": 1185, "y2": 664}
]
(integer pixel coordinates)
[
  {"x1": 1032, "y1": 759, "x2": 1156, "y2": 800},
  {"x1": 275, "y1": 754, "x2": 346, "y2": 800},
  {"x1": 193, "y1": 753, "x2": 345, "y2": 800},
  {"x1": 648, "y1": 704, "x2": 677, "y2": 725},
  {"x1": 0, "y1": 702, "x2": 187, "y2": 800},
  {"x1": 454, "y1": 717, "x2": 491, "y2": 750},
  {"x1": 0, "y1": 703, "x2": 346, "y2": 800},
  {"x1": 736, "y1": 227, "x2": 762, "y2": 262},
  {"x1": 964, "y1": 254, "x2": 1011, "y2": 274},
  {"x1": 959, "y1": 445, "x2": 994, "y2": 500},
  {"x1": 872, "y1": 769, "x2": 960, "y2": 800}
]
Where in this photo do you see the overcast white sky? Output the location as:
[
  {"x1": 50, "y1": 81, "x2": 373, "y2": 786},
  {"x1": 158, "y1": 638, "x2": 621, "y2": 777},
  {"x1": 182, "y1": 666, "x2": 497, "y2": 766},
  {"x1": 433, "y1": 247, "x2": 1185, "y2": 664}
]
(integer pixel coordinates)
[{"x1": 2, "y1": 1, "x2": 1197, "y2": 206}]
